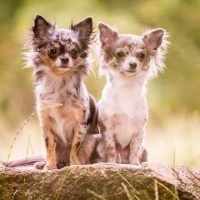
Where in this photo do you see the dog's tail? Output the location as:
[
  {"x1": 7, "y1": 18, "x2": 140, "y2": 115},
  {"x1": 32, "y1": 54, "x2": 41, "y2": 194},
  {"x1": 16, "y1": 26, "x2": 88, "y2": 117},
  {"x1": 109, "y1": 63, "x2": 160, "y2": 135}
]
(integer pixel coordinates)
[
  {"x1": 0, "y1": 156, "x2": 45, "y2": 168},
  {"x1": 87, "y1": 94, "x2": 99, "y2": 134}
]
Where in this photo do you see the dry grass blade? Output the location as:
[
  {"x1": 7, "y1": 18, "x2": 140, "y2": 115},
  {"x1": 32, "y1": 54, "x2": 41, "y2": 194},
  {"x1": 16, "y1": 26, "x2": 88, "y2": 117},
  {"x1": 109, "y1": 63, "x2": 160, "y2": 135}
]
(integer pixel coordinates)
[
  {"x1": 25, "y1": 134, "x2": 31, "y2": 170},
  {"x1": 87, "y1": 189, "x2": 107, "y2": 200},
  {"x1": 154, "y1": 180, "x2": 159, "y2": 200},
  {"x1": 172, "y1": 147, "x2": 180, "y2": 200},
  {"x1": 121, "y1": 182, "x2": 133, "y2": 200},
  {"x1": 116, "y1": 171, "x2": 140, "y2": 200},
  {"x1": 6, "y1": 110, "x2": 35, "y2": 165},
  {"x1": 75, "y1": 125, "x2": 88, "y2": 155},
  {"x1": 138, "y1": 171, "x2": 180, "y2": 200},
  {"x1": 155, "y1": 180, "x2": 179, "y2": 200},
  {"x1": 55, "y1": 170, "x2": 69, "y2": 200},
  {"x1": 11, "y1": 190, "x2": 19, "y2": 200}
]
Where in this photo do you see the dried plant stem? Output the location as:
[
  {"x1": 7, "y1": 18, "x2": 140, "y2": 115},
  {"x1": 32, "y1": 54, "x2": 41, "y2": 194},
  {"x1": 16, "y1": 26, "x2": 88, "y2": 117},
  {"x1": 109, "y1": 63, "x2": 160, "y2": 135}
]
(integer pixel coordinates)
[{"x1": 6, "y1": 110, "x2": 36, "y2": 164}]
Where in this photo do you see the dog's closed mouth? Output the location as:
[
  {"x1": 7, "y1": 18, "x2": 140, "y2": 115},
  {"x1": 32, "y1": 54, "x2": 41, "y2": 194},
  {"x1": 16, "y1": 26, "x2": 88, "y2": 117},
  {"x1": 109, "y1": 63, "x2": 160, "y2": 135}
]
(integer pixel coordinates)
[
  {"x1": 59, "y1": 65, "x2": 68, "y2": 69},
  {"x1": 126, "y1": 69, "x2": 136, "y2": 73}
]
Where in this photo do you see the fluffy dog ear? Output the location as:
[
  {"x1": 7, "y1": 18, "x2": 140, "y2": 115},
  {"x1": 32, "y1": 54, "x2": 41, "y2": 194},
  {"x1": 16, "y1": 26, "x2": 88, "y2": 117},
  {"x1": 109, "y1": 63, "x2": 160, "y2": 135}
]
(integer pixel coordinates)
[
  {"x1": 98, "y1": 23, "x2": 118, "y2": 47},
  {"x1": 142, "y1": 28, "x2": 169, "y2": 77},
  {"x1": 32, "y1": 15, "x2": 53, "y2": 38},
  {"x1": 142, "y1": 28, "x2": 165, "y2": 50},
  {"x1": 71, "y1": 17, "x2": 93, "y2": 49}
]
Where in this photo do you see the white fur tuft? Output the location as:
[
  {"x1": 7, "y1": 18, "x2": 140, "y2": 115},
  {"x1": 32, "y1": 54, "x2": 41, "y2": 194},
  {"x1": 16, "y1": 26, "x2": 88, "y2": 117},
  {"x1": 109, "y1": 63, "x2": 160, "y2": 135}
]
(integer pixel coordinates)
[
  {"x1": 148, "y1": 30, "x2": 170, "y2": 78},
  {"x1": 22, "y1": 51, "x2": 37, "y2": 68}
]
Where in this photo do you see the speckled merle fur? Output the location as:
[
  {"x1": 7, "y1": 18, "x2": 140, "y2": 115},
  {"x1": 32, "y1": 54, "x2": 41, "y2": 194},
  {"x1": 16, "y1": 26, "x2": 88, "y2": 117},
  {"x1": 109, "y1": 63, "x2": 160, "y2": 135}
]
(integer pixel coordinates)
[{"x1": 24, "y1": 15, "x2": 98, "y2": 168}]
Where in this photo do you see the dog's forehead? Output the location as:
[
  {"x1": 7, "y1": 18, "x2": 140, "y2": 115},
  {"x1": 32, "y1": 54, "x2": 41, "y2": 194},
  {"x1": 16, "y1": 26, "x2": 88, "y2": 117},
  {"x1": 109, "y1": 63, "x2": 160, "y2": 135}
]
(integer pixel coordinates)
[
  {"x1": 51, "y1": 29, "x2": 79, "y2": 44},
  {"x1": 116, "y1": 34, "x2": 145, "y2": 49}
]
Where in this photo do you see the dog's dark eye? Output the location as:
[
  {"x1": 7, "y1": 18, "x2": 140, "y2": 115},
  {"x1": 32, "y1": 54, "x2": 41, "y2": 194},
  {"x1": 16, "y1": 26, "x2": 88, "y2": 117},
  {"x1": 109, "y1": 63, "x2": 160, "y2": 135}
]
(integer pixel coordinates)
[
  {"x1": 137, "y1": 52, "x2": 145, "y2": 61},
  {"x1": 50, "y1": 48, "x2": 57, "y2": 55},
  {"x1": 116, "y1": 51, "x2": 125, "y2": 59},
  {"x1": 80, "y1": 51, "x2": 88, "y2": 58},
  {"x1": 71, "y1": 49, "x2": 78, "y2": 58}
]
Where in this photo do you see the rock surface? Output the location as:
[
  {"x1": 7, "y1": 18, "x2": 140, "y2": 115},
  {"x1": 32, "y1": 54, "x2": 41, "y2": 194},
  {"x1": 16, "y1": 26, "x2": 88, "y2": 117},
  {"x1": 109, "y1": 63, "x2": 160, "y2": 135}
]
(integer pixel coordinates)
[{"x1": 0, "y1": 163, "x2": 199, "y2": 200}]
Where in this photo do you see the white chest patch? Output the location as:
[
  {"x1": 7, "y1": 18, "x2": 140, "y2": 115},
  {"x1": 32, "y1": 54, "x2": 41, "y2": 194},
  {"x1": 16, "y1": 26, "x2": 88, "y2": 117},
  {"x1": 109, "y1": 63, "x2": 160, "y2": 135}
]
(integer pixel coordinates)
[
  {"x1": 114, "y1": 116, "x2": 136, "y2": 148},
  {"x1": 98, "y1": 73, "x2": 148, "y2": 149}
]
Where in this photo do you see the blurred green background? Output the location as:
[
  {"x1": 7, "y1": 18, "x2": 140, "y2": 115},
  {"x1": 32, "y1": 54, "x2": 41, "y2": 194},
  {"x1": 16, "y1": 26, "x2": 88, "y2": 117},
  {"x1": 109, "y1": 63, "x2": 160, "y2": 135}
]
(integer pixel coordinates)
[{"x1": 0, "y1": 0, "x2": 200, "y2": 166}]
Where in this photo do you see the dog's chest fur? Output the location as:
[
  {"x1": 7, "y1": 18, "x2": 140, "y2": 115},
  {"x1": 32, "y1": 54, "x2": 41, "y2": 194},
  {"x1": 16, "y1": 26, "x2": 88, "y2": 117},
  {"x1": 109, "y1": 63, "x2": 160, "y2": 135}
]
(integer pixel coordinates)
[
  {"x1": 35, "y1": 67, "x2": 89, "y2": 144},
  {"x1": 98, "y1": 73, "x2": 148, "y2": 148}
]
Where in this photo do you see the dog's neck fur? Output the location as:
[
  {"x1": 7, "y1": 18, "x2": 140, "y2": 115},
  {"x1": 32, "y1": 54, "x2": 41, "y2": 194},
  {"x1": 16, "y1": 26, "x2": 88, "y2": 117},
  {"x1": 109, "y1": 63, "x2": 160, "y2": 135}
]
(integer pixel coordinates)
[
  {"x1": 33, "y1": 61, "x2": 89, "y2": 108},
  {"x1": 100, "y1": 69, "x2": 148, "y2": 119},
  {"x1": 106, "y1": 69, "x2": 149, "y2": 90}
]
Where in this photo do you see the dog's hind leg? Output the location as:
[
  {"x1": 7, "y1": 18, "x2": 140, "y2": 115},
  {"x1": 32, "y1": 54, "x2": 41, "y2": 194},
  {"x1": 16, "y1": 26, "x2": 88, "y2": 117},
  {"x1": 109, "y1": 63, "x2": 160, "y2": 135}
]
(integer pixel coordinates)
[{"x1": 78, "y1": 134, "x2": 99, "y2": 164}]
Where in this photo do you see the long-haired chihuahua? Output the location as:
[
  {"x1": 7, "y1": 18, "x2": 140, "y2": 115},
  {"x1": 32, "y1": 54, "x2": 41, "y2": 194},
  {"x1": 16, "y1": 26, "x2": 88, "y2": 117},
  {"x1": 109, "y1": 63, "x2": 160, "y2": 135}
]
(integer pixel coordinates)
[
  {"x1": 25, "y1": 15, "x2": 98, "y2": 169},
  {"x1": 97, "y1": 23, "x2": 169, "y2": 166}
]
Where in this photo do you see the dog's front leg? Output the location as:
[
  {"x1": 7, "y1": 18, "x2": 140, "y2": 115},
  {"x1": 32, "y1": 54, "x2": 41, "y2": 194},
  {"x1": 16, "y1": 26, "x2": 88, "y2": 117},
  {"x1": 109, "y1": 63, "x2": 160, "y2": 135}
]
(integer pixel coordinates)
[
  {"x1": 70, "y1": 125, "x2": 81, "y2": 165},
  {"x1": 39, "y1": 110, "x2": 57, "y2": 170},
  {"x1": 44, "y1": 132, "x2": 57, "y2": 170},
  {"x1": 129, "y1": 130, "x2": 144, "y2": 166},
  {"x1": 104, "y1": 132, "x2": 117, "y2": 163}
]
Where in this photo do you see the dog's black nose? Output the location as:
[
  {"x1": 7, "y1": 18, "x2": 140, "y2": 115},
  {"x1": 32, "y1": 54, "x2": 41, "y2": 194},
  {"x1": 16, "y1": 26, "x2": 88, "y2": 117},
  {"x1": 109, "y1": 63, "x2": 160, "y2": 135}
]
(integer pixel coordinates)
[
  {"x1": 61, "y1": 58, "x2": 69, "y2": 64},
  {"x1": 129, "y1": 62, "x2": 137, "y2": 70}
]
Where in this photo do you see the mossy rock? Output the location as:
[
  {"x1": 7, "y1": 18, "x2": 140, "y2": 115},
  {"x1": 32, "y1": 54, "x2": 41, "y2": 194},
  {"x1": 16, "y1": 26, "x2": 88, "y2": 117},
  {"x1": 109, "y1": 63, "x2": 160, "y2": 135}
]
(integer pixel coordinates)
[{"x1": 0, "y1": 163, "x2": 199, "y2": 200}]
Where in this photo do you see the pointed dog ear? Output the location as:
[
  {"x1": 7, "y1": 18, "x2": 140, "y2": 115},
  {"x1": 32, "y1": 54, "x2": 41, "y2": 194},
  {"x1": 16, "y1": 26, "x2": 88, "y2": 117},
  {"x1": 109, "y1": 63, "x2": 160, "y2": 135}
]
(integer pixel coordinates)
[
  {"x1": 32, "y1": 15, "x2": 53, "y2": 38},
  {"x1": 142, "y1": 28, "x2": 165, "y2": 50},
  {"x1": 71, "y1": 17, "x2": 93, "y2": 49},
  {"x1": 142, "y1": 28, "x2": 169, "y2": 77},
  {"x1": 98, "y1": 22, "x2": 118, "y2": 47}
]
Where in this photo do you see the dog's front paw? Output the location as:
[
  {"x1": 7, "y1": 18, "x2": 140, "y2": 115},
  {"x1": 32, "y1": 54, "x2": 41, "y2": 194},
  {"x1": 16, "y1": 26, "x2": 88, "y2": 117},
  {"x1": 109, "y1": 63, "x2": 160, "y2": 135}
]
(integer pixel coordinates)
[
  {"x1": 130, "y1": 160, "x2": 141, "y2": 168},
  {"x1": 131, "y1": 164, "x2": 141, "y2": 168},
  {"x1": 34, "y1": 161, "x2": 57, "y2": 171},
  {"x1": 70, "y1": 156, "x2": 81, "y2": 165},
  {"x1": 43, "y1": 164, "x2": 57, "y2": 171},
  {"x1": 107, "y1": 157, "x2": 117, "y2": 164},
  {"x1": 34, "y1": 161, "x2": 46, "y2": 170},
  {"x1": 70, "y1": 160, "x2": 81, "y2": 165},
  {"x1": 141, "y1": 161, "x2": 148, "y2": 167}
]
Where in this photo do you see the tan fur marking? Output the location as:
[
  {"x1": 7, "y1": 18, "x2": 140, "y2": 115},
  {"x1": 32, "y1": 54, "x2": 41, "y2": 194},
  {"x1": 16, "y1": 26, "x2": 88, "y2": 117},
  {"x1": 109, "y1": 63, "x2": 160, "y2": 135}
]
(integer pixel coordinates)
[
  {"x1": 57, "y1": 104, "x2": 85, "y2": 165},
  {"x1": 39, "y1": 108, "x2": 57, "y2": 169},
  {"x1": 40, "y1": 54, "x2": 61, "y2": 74},
  {"x1": 39, "y1": 104, "x2": 86, "y2": 167}
]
